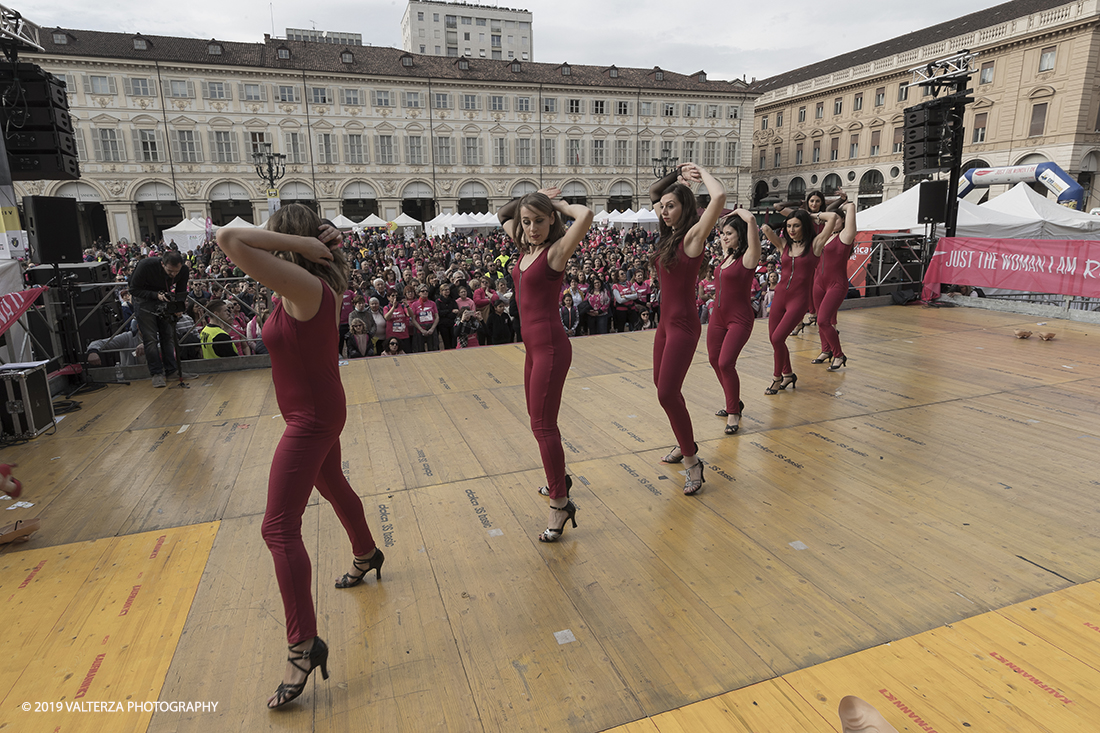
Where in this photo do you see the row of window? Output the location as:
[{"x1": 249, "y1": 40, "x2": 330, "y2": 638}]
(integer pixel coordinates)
[
  {"x1": 68, "y1": 73, "x2": 744, "y2": 120},
  {"x1": 80, "y1": 128, "x2": 741, "y2": 168},
  {"x1": 760, "y1": 46, "x2": 1060, "y2": 131},
  {"x1": 416, "y1": 10, "x2": 530, "y2": 31},
  {"x1": 757, "y1": 106, "x2": 1049, "y2": 169}
]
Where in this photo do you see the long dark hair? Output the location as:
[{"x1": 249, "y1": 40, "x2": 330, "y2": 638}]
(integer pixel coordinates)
[
  {"x1": 650, "y1": 182, "x2": 700, "y2": 271},
  {"x1": 783, "y1": 210, "x2": 816, "y2": 257},
  {"x1": 266, "y1": 204, "x2": 349, "y2": 293},
  {"x1": 721, "y1": 214, "x2": 749, "y2": 262},
  {"x1": 515, "y1": 192, "x2": 566, "y2": 254}
]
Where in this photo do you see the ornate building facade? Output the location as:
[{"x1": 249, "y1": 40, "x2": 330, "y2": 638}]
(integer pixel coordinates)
[
  {"x1": 751, "y1": 0, "x2": 1100, "y2": 211},
  {"x1": 21, "y1": 29, "x2": 756, "y2": 245}
]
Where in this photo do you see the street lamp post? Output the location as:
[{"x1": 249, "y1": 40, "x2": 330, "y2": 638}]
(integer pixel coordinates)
[
  {"x1": 253, "y1": 142, "x2": 286, "y2": 219},
  {"x1": 652, "y1": 155, "x2": 679, "y2": 180}
]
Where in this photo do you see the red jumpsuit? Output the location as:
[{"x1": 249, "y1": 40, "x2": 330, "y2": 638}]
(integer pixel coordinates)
[
  {"x1": 813, "y1": 234, "x2": 854, "y2": 359},
  {"x1": 262, "y1": 282, "x2": 376, "y2": 645},
  {"x1": 653, "y1": 241, "x2": 703, "y2": 458},
  {"x1": 707, "y1": 258, "x2": 755, "y2": 414},
  {"x1": 514, "y1": 249, "x2": 572, "y2": 500},
  {"x1": 768, "y1": 247, "x2": 820, "y2": 377}
]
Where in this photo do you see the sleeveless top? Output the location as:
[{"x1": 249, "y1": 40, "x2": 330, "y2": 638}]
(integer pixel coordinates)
[
  {"x1": 513, "y1": 247, "x2": 567, "y2": 344},
  {"x1": 818, "y1": 233, "x2": 854, "y2": 287},
  {"x1": 656, "y1": 240, "x2": 703, "y2": 332},
  {"x1": 779, "y1": 245, "x2": 820, "y2": 298},
  {"x1": 265, "y1": 280, "x2": 346, "y2": 428},
  {"x1": 713, "y1": 256, "x2": 757, "y2": 329}
]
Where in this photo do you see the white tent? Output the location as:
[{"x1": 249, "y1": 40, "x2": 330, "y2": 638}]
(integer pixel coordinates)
[
  {"x1": 608, "y1": 209, "x2": 636, "y2": 226},
  {"x1": 980, "y1": 182, "x2": 1100, "y2": 240},
  {"x1": 390, "y1": 212, "x2": 422, "y2": 228},
  {"x1": 161, "y1": 218, "x2": 213, "y2": 252},
  {"x1": 329, "y1": 214, "x2": 360, "y2": 230},
  {"x1": 450, "y1": 213, "x2": 483, "y2": 229},
  {"x1": 425, "y1": 212, "x2": 454, "y2": 238},
  {"x1": 476, "y1": 212, "x2": 502, "y2": 227},
  {"x1": 635, "y1": 207, "x2": 659, "y2": 224},
  {"x1": 853, "y1": 185, "x2": 1042, "y2": 239},
  {"x1": 593, "y1": 209, "x2": 611, "y2": 222},
  {"x1": 360, "y1": 213, "x2": 388, "y2": 228},
  {"x1": 219, "y1": 216, "x2": 256, "y2": 229}
]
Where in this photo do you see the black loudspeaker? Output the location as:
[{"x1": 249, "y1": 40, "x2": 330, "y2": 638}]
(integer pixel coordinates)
[
  {"x1": 23, "y1": 196, "x2": 83, "y2": 264},
  {"x1": 917, "y1": 180, "x2": 949, "y2": 223},
  {"x1": 0, "y1": 63, "x2": 80, "y2": 181}
]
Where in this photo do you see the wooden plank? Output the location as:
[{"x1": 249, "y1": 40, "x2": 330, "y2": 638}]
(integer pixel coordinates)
[
  {"x1": 495, "y1": 466, "x2": 776, "y2": 715},
  {"x1": 643, "y1": 679, "x2": 835, "y2": 733},
  {"x1": 149, "y1": 512, "x2": 317, "y2": 732},
  {"x1": 381, "y1": 396, "x2": 486, "y2": 489},
  {"x1": 313, "y1": 488, "x2": 482, "y2": 733},
  {"x1": 0, "y1": 524, "x2": 217, "y2": 733},
  {"x1": 410, "y1": 476, "x2": 644, "y2": 733},
  {"x1": 571, "y1": 452, "x2": 881, "y2": 674}
]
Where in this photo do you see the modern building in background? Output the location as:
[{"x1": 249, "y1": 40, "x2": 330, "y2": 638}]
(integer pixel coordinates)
[
  {"x1": 401, "y1": 0, "x2": 533, "y2": 61},
  {"x1": 21, "y1": 28, "x2": 755, "y2": 245},
  {"x1": 750, "y1": 0, "x2": 1100, "y2": 211},
  {"x1": 285, "y1": 28, "x2": 362, "y2": 46}
]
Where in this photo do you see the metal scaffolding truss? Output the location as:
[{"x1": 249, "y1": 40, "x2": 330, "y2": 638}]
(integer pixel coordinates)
[{"x1": 0, "y1": 4, "x2": 42, "y2": 53}]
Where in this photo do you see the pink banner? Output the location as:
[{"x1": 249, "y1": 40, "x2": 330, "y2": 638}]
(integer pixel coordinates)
[
  {"x1": 923, "y1": 237, "x2": 1100, "y2": 301},
  {"x1": 0, "y1": 287, "x2": 48, "y2": 337}
]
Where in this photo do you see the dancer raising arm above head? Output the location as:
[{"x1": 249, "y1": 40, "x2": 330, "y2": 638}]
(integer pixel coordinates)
[
  {"x1": 812, "y1": 201, "x2": 858, "y2": 371},
  {"x1": 498, "y1": 187, "x2": 594, "y2": 542},
  {"x1": 649, "y1": 163, "x2": 726, "y2": 495},
  {"x1": 216, "y1": 205, "x2": 383, "y2": 710},
  {"x1": 706, "y1": 209, "x2": 761, "y2": 436},
  {"x1": 761, "y1": 208, "x2": 839, "y2": 395}
]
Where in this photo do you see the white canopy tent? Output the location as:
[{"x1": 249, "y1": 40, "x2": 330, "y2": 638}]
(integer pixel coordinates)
[
  {"x1": 853, "y1": 185, "x2": 1042, "y2": 239},
  {"x1": 360, "y1": 214, "x2": 388, "y2": 228},
  {"x1": 161, "y1": 218, "x2": 214, "y2": 252},
  {"x1": 390, "y1": 212, "x2": 422, "y2": 228},
  {"x1": 329, "y1": 214, "x2": 360, "y2": 230},
  {"x1": 219, "y1": 216, "x2": 256, "y2": 229},
  {"x1": 979, "y1": 182, "x2": 1100, "y2": 240}
]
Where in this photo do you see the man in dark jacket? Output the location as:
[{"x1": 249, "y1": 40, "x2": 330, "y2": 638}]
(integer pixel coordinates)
[{"x1": 128, "y1": 251, "x2": 188, "y2": 387}]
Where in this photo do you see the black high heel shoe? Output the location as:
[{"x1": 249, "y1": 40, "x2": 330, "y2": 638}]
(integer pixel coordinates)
[
  {"x1": 662, "y1": 441, "x2": 699, "y2": 464},
  {"x1": 537, "y1": 475, "x2": 572, "y2": 498},
  {"x1": 268, "y1": 637, "x2": 329, "y2": 709},
  {"x1": 789, "y1": 321, "x2": 807, "y2": 337},
  {"x1": 335, "y1": 549, "x2": 385, "y2": 588},
  {"x1": 810, "y1": 351, "x2": 833, "y2": 364},
  {"x1": 827, "y1": 355, "x2": 848, "y2": 372},
  {"x1": 765, "y1": 374, "x2": 797, "y2": 395},
  {"x1": 683, "y1": 459, "x2": 706, "y2": 495},
  {"x1": 724, "y1": 400, "x2": 744, "y2": 435},
  {"x1": 539, "y1": 500, "x2": 578, "y2": 543}
]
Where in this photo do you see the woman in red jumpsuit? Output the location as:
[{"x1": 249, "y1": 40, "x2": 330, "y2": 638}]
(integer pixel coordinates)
[
  {"x1": 217, "y1": 205, "x2": 382, "y2": 709},
  {"x1": 498, "y1": 188, "x2": 594, "y2": 541},
  {"x1": 761, "y1": 209, "x2": 839, "y2": 395},
  {"x1": 812, "y1": 201, "x2": 858, "y2": 370},
  {"x1": 706, "y1": 209, "x2": 761, "y2": 435},
  {"x1": 649, "y1": 163, "x2": 727, "y2": 495}
]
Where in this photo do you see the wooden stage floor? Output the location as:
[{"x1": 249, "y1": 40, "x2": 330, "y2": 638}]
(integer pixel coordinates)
[{"x1": 2, "y1": 303, "x2": 1100, "y2": 732}]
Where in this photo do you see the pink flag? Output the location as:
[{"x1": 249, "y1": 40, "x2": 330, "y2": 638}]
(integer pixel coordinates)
[{"x1": 0, "y1": 287, "x2": 48, "y2": 337}]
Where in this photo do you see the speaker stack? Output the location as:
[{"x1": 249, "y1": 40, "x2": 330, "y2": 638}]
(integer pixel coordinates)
[
  {"x1": 23, "y1": 262, "x2": 121, "y2": 362},
  {"x1": 0, "y1": 63, "x2": 80, "y2": 181},
  {"x1": 902, "y1": 100, "x2": 952, "y2": 177}
]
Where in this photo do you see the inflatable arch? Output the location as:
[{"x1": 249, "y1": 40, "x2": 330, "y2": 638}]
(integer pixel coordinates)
[{"x1": 957, "y1": 163, "x2": 1085, "y2": 210}]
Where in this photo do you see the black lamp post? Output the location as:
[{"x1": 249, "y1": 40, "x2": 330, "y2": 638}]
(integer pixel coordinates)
[
  {"x1": 652, "y1": 155, "x2": 679, "y2": 180},
  {"x1": 253, "y1": 141, "x2": 286, "y2": 191}
]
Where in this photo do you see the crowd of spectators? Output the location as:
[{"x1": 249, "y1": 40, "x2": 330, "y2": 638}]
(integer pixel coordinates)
[{"x1": 78, "y1": 213, "x2": 803, "y2": 367}]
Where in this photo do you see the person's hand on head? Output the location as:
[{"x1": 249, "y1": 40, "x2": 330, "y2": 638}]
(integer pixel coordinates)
[
  {"x1": 301, "y1": 237, "x2": 334, "y2": 264},
  {"x1": 318, "y1": 224, "x2": 344, "y2": 250}
]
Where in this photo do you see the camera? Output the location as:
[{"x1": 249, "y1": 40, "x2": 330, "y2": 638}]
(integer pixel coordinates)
[{"x1": 154, "y1": 298, "x2": 185, "y2": 318}]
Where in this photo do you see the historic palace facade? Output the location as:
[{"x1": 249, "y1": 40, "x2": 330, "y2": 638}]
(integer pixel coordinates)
[
  {"x1": 21, "y1": 29, "x2": 756, "y2": 245},
  {"x1": 751, "y1": 0, "x2": 1100, "y2": 211}
]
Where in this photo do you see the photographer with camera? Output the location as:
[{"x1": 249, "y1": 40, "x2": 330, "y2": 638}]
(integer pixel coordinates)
[{"x1": 129, "y1": 251, "x2": 189, "y2": 387}]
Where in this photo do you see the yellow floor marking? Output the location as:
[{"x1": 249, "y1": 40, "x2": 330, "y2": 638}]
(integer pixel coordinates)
[{"x1": 0, "y1": 523, "x2": 218, "y2": 733}]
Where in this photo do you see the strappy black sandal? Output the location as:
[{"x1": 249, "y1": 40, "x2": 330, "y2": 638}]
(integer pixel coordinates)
[
  {"x1": 268, "y1": 637, "x2": 329, "y2": 709},
  {"x1": 335, "y1": 549, "x2": 385, "y2": 588}
]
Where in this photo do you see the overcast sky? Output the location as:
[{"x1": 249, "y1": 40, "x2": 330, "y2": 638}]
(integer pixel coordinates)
[{"x1": 31, "y1": 0, "x2": 1005, "y2": 81}]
